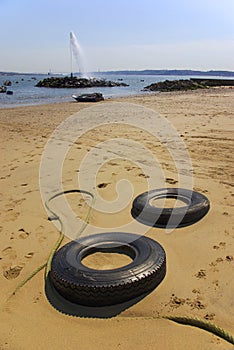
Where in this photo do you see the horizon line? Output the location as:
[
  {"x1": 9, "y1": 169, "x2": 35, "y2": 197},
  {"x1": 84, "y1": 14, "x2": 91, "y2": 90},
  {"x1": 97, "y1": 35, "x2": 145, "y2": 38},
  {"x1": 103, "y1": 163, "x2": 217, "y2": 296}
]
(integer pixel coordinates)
[{"x1": 1, "y1": 68, "x2": 234, "y2": 75}]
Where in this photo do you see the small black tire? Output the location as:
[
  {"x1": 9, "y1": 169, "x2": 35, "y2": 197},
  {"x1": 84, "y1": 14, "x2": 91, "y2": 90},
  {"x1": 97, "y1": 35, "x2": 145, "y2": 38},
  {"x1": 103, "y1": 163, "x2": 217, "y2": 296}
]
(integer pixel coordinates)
[
  {"x1": 131, "y1": 188, "x2": 210, "y2": 228},
  {"x1": 50, "y1": 232, "x2": 166, "y2": 306}
]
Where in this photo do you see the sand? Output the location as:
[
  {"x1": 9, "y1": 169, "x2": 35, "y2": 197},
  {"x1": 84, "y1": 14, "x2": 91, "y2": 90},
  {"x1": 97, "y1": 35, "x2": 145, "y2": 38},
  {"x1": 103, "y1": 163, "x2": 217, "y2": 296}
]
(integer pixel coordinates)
[{"x1": 0, "y1": 88, "x2": 233, "y2": 349}]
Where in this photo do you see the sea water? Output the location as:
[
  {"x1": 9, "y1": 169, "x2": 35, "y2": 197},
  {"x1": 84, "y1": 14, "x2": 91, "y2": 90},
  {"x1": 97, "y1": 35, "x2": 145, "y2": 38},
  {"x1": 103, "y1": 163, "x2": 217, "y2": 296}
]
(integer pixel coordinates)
[{"x1": 0, "y1": 73, "x2": 228, "y2": 108}]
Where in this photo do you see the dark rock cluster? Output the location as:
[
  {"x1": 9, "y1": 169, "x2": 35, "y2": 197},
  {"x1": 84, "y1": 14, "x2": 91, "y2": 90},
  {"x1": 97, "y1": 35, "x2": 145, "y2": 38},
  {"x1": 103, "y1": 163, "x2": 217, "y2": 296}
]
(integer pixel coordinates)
[
  {"x1": 36, "y1": 76, "x2": 129, "y2": 88},
  {"x1": 144, "y1": 79, "x2": 207, "y2": 92},
  {"x1": 144, "y1": 78, "x2": 234, "y2": 92},
  {"x1": 191, "y1": 78, "x2": 234, "y2": 87}
]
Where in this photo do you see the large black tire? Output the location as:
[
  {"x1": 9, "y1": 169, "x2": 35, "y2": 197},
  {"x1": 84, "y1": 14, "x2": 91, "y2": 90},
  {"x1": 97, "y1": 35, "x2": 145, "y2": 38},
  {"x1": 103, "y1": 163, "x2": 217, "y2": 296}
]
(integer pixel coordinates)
[
  {"x1": 50, "y1": 232, "x2": 166, "y2": 306},
  {"x1": 131, "y1": 188, "x2": 210, "y2": 228}
]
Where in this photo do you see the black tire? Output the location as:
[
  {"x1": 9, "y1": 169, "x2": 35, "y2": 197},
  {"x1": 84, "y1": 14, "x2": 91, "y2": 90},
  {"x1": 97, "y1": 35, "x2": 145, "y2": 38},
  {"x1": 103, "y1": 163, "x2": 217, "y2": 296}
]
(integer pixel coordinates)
[
  {"x1": 131, "y1": 188, "x2": 210, "y2": 228},
  {"x1": 50, "y1": 232, "x2": 166, "y2": 306}
]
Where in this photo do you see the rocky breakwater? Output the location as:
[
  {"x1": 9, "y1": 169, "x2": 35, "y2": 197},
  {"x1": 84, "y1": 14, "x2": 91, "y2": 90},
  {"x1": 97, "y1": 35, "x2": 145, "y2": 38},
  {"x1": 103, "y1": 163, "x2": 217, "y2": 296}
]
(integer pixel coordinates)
[
  {"x1": 36, "y1": 76, "x2": 129, "y2": 88},
  {"x1": 144, "y1": 79, "x2": 208, "y2": 92}
]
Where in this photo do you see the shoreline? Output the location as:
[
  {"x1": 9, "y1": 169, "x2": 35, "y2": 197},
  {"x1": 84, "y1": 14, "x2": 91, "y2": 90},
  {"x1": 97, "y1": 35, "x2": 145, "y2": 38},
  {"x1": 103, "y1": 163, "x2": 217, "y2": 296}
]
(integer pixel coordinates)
[
  {"x1": 0, "y1": 86, "x2": 234, "y2": 110},
  {"x1": 0, "y1": 89, "x2": 153, "y2": 109},
  {"x1": 0, "y1": 88, "x2": 233, "y2": 349}
]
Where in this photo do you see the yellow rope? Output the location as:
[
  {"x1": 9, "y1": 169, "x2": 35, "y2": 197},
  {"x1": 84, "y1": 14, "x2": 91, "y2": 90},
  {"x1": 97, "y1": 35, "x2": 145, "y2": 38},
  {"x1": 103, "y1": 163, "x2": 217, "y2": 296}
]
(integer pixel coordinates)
[
  {"x1": 120, "y1": 315, "x2": 233, "y2": 345},
  {"x1": 165, "y1": 316, "x2": 234, "y2": 345}
]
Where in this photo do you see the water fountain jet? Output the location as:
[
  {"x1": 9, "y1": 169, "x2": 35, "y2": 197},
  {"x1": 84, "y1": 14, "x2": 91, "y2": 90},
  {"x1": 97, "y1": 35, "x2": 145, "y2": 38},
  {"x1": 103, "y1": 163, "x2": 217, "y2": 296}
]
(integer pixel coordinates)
[{"x1": 70, "y1": 31, "x2": 87, "y2": 78}]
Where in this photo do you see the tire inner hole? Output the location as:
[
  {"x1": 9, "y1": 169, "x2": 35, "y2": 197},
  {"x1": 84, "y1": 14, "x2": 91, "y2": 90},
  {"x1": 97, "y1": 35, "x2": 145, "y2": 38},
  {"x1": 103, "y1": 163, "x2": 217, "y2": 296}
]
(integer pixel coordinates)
[
  {"x1": 81, "y1": 244, "x2": 135, "y2": 270},
  {"x1": 150, "y1": 195, "x2": 189, "y2": 208}
]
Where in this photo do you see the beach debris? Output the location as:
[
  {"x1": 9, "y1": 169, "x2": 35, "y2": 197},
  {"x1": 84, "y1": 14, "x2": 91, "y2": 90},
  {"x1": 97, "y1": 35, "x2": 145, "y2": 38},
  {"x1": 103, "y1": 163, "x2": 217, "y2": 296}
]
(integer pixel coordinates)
[
  {"x1": 50, "y1": 232, "x2": 166, "y2": 306},
  {"x1": 131, "y1": 188, "x2": 210, "y2": 228}
]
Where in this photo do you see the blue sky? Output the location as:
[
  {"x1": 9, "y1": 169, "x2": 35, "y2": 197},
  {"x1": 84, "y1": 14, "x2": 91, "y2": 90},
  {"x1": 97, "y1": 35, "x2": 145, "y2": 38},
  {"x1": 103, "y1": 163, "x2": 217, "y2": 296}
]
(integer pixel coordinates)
[{"x1": 0, "y1": 0, "x2": 233, "y2": 72}]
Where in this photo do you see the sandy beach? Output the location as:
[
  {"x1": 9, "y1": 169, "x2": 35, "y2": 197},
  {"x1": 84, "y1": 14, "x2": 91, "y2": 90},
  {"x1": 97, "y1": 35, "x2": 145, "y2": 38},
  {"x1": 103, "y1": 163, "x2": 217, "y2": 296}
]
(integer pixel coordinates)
[{"x1": 0, "y1": 88, "x2": 233, "y2": 349}]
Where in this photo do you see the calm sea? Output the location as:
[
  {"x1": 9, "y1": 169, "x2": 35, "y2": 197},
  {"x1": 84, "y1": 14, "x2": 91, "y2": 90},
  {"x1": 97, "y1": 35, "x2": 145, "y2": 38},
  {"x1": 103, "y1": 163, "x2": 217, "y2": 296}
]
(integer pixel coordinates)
[{"x1": 0, "y1": 73, "x2": 228, "y2": 108}]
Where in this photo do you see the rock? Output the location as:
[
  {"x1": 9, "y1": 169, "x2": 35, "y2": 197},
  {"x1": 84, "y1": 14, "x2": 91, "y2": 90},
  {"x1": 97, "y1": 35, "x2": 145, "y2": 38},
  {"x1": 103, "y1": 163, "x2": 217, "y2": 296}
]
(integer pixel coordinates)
[
  {"x1": 0, "y1": 86, "x2": 7, "y2": 93},
  {"x1": 144, "y1": 78, "x2": 234, "y2": 92},
  {"x1": 3, "y1": 80, "x2": 12, "y2": 86},
  {"x1": 35, "y1": 76, "x2": 129, "y2": 89},
  {"x1": 191, "y1": 78, "x2": 234, "y2": 87},
  {"x1": 144, "y1": 79, "x2": 208, "y2": 92}
]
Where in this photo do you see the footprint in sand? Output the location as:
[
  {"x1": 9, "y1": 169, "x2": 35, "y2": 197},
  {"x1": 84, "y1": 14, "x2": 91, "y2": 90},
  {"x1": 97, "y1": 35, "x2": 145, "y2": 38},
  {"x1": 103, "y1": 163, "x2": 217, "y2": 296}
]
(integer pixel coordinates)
[
  {"x1": 166, "y1": 178, "x2": 178, "y2": 185},
  {"x1": 5, "y1": 209, "x2": 20, "y2": 221},
  {"x1": 167, "y1": 294, "x2": 206, "y2": 310},
  {"x1": 213, "y1": 241, "x2": 226, "y2": 250},
  {"x1": 212, "y1": 280, "x2": 219, "y2": 288},
  {"x1": 3, "y1": 265, "x2": 23, "y2": 279},
  {"x1": 97, "y1": 183, "x2": 110, "y2": 189},
  {"x1": 36, "y1": 225, "x2": 47, "y2": 243},
  {"x1": 2, "y1": 246, "x2": 17, "y2": 260},
  {"x1": 18, "y1": 228, "x2": 30, "y2": 239},
  {"x1": 24, "y1": 252, "x2": 34, "y2": 259},
  {"x1": 210, "y1": 258, "x2": 222, "y2": 267},
  {"x1": 195, "y1": 269, "x2": 206, "y2": 279},
  {"x1": 125, "y1": 166, "x2": 137, "y2": 172},
  {"x1": 204, "y1": 313, "x2": 215, "y2": 321},
  {"x1": 138, "y1": 173, "x2": 150, "y2": 179},
  {"x1": 10, "y1": 232, "x2": 15, "y2": 240},
  {"x1": 194, "y1": 187, "x2": 209, "y2": 194},
  {"x1": 13, "y1": 198, "x2": 25, "y2": 206},
  {"x1": 0, "y1": 174, "x2": 11, "y2": 179},
  {"x1": 23, "y1": 190, "x2": 33, "y2": 194},
  {"x1": 10, "y1": 166, "x2": 18, "y2": 171},
  {"x1": 225, "y1": 255, "x2": 233, "y2": 262}
]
